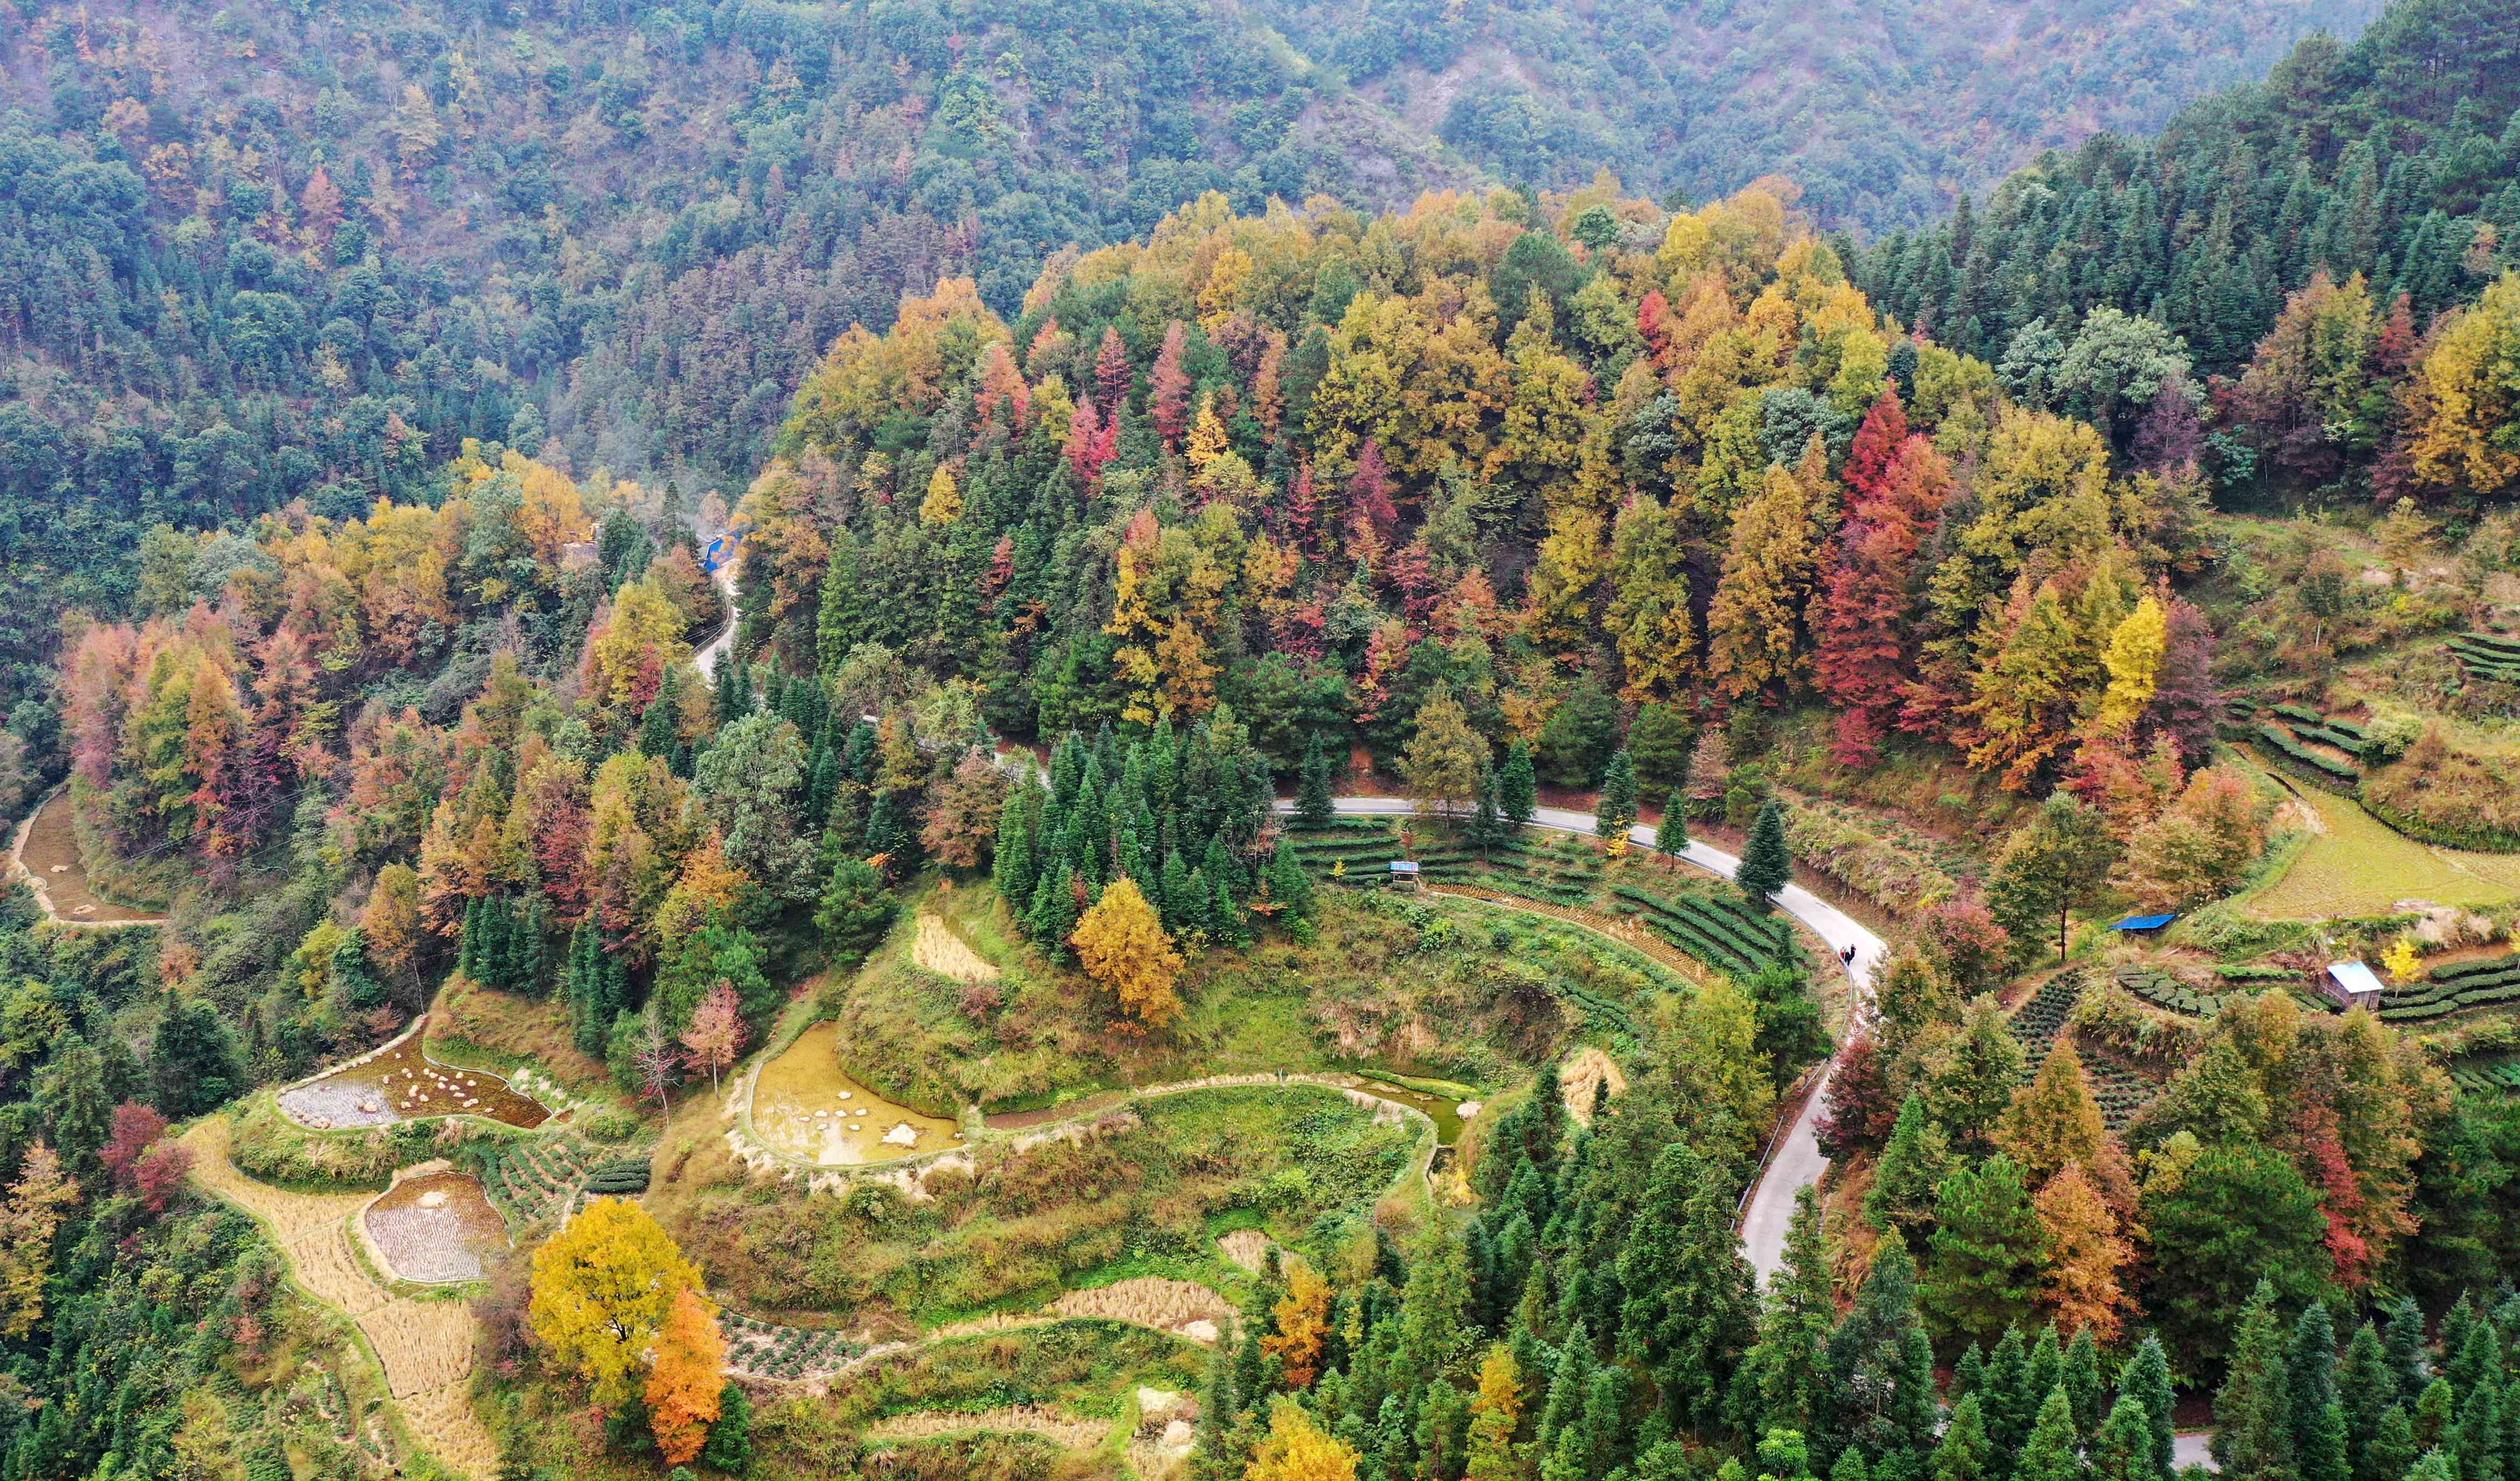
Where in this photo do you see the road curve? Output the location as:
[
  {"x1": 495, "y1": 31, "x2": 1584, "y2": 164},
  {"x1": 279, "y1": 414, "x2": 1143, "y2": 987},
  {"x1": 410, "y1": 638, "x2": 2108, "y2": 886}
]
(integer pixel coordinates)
[
  {"x1": 1301, "y1": 796, "x2": 1882, "y2": 1285},
  {"x1": 692, "y1": 555, "x2": 739, "y2": 681}
]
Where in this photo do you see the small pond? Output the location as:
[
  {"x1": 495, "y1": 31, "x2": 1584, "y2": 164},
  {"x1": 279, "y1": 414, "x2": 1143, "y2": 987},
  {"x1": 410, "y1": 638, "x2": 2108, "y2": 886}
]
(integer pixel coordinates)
[
  {"x1": 279, "y1": 1034, "x2": 551, "y2": 1130},
  {"x1": 1332, "y1": 1073, "x2": 1476, "y2": 1146},
  {"x1": 365, "y1": 1172, "x2": 508, "y2": 1283},
  {"x1": 753, "y1": 1022, "x2": 962, "y2": 1164}
]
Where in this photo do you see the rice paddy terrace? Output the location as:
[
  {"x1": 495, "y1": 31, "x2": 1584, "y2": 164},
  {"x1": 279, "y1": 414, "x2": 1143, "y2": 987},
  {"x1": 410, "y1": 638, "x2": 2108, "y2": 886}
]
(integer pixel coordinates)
[{"x1": 277, "y1": 1024, "x2": 552, "y2": 1131}]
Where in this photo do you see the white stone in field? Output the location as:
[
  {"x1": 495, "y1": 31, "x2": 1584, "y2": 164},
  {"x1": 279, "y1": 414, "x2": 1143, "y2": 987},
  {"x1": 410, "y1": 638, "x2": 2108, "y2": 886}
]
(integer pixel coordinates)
[
  {"x1": 881, "y1": 1122, "x2": 918, "y2": 1147},
  {"x1": 1181, "y1": 1320, "x2": 1220, "y2": 1343},
  {"x1": 1458, "y1": 1100, "x2": 1483, "y2": 1119}
]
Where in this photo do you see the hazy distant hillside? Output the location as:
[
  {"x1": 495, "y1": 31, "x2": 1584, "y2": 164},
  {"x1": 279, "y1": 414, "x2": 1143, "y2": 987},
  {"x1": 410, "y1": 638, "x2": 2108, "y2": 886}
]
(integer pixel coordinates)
[
  {"x1": 0, "y1": 0, "x2": 2380, "y2": 711},
  {"x1": 1245, "y1": 0, "x2": 2386, "y2": 231}
]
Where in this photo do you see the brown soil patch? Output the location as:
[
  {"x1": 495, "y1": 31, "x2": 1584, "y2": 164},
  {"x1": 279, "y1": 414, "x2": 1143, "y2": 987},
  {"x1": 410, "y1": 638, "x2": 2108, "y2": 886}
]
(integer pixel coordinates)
[{"x1": 10, "y1": 790, "x2": 164, "y2": 925}]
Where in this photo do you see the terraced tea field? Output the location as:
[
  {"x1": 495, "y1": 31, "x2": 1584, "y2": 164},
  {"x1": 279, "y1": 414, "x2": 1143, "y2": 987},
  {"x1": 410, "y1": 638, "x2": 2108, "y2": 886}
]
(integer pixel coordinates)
[{"x1": 2380, "y1": 952, "x2": 2520, "y2": 1024}]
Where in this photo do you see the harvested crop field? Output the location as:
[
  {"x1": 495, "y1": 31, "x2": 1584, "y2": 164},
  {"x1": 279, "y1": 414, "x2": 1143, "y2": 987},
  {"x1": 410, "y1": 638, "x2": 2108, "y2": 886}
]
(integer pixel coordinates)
[
  {"x1": 1048, "y1": 1278, "x2": 1236, "y2": 1342},
  {"x1": 10, "y1": 789, "x2": 163, "y2": 924},
  {"x1": 913, "y1": 913, "x2": 1000, "y2": 982},
  {"x1": 364, "y1": 1172, "x2": 508, "y2": 1283},
  {"x1": 2245, "y1": 764, "x2": 2520, "y2": 918},
  {"x1": 751, "y1": 1021, "x2": 962, "y2": 1164},
  {"x1": 181, "y1": 1119, "x2": 498, "y2": 1479},
  {"x1": 867, "y1": 1404, "x2": 1107, "y2": 1451}
]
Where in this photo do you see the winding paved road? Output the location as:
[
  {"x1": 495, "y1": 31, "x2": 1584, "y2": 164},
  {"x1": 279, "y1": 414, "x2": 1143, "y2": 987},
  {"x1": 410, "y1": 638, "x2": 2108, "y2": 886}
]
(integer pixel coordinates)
[
  {"x1": 1302, "y1": 796, "x2": 1883, "y2": 1286},
  {"x1": 693, "y1": 554, "x2": 739, "y2": 681}
]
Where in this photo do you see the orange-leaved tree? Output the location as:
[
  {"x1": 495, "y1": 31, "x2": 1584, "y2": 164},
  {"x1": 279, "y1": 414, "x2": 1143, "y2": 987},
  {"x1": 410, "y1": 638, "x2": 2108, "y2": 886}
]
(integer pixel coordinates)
[
  {"x1": 1070, "y1": 877, "x2": 1185, "y2": 1028},
  {"x1": 1262, "y1": 1262, "x2": 1332, "y2": 1389},
  {"x1": 646, "y1": 1286, "x2": 726, "y2": 1464}
]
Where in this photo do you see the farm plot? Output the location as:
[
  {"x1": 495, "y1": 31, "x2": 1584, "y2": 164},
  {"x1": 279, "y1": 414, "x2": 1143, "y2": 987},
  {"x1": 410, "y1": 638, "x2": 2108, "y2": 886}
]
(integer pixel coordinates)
[
  {"x1": 181, "y1": 1118, "x2": 497, "y2": 1479},
  {"x1": 2380, "y1": 952, "x2": 2520, "y2": 1023},
  {"x1": 1607, "y1": 883, "x2": 1801, "y2": 979},
  {"x1": 2451, "y1": 1054, "x2": 2520, "y2": 1095},
  {"x1": 2450, "y1": 631, "x2": 2520, "y2": 685},
  {"x1": 2008, "y1": 977, "x2": 2156, "y2": 1128},
  {"x1": 2114, "y1": 965, "x2": 2237, "y2": 1019}
]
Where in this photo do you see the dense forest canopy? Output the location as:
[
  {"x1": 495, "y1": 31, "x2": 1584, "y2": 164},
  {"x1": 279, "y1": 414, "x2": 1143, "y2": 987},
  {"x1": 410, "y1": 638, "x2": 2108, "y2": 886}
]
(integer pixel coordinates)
[
  {"x1": 3, "y1": 1, "x2": 2520, "y2": 1480},
  {"x1": 0, "y1": 0, "x2": 2423, "y2": 722}
]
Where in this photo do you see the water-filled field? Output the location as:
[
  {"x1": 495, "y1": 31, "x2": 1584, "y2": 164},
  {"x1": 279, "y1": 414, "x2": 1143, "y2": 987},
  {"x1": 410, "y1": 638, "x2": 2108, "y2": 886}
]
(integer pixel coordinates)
[
  {"x1": 364, "y1": 1172, "x2": 508, "y2": 1283},
  {"x1": 753, "y1": 1022, "x2": 962, "y2": 1164},
  {"x1": 14, "y1": 791, "x2": 163, "y2": 923},
  {"x1": 280, "y1": 1034, "x2": 551, "y2": 1130}
]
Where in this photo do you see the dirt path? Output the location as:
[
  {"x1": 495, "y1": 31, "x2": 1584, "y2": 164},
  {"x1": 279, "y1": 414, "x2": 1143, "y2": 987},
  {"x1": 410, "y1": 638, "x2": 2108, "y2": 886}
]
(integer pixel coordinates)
[{"x1": 182, "y1": 1119, "x2": 499, "y2": 1480}]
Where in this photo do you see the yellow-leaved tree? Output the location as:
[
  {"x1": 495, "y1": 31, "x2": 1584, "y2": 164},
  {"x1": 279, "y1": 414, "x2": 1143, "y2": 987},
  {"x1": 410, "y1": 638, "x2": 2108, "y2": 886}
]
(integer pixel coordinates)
[
  {"x1": 920, "y1": 462, "x2": 962, "y2": 526},
  {"x1": 1071, "y1": 877, "x2": 1186, "y2": 1028},
  {"x1": 2382, "y1": 936, "x2": 2423, "y2": 985},
  {"x1": 646, "y1": 1287, "x2": 726, "y2": 1464},
  {"x1": 2095, "y1": 594, "x2": 2167, "y2": 733},
  {"x1": 1465, "y1": 1345, "x2": 1524, "y2": 1481},
  {"x1": 1262, "y1": 1262, "x2": 1332, "y2": 1389},
  {"x1": 1245, "y1": 1399, "x2": 1360, "y2": 1481},
  {"x1": 528, "y1": 1197, "x2": 705, "y2": 1407}
]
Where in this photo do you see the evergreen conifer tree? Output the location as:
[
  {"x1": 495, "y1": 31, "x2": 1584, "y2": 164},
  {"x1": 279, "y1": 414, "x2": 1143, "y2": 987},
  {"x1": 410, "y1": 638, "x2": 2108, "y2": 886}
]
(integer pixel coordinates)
[
  {"x1": 1500, "y1": 741, "x2": 1537, "y2": 826},
  {"x1": 1660, "y1": 787, "x2": 1690, "y2": 854},
  {"x1": 2213, "y1": 1283, "x2": 2298, "y2": 1481},
  {"x1": 1935, "y1": 1392, "x2": 1994, "y2": 1481},
  {"x1": 2342, "y1": 1322, "x2": 2396, "y2": 1481},
  {"x1": 1923, "y1": 1155, "x2": 2048, "y2": 1347},
  {"x1": 2092, "y1": 1395, "x2": 2157, "y2": 1481},
  {"x1": 1750, "y1": 1188, "x2": 1837, "y2": 1441},
  {"x1": 1980, "y1": 1326, "x2": 2035, "y2": 1460},
  {"x1": 1737, "y1": 799, "x2": 1792, "y2": 906},
  {"x1": 2119, "y1": 1334, "x2": 2177, "y2": 1481},
  {"x1": 1297, "y1": 732, "x2": 1337, "y2": 829},
  {"x1": 1597, "y1": 749, "x2": 1639, "y2": 839},
  {"x1": 2016, "y1": 1389, "x2": 2082, "y2": 1481},
  {"x1": 2291, "y1": 1303, "x2": 2351, "y2": 1481}
]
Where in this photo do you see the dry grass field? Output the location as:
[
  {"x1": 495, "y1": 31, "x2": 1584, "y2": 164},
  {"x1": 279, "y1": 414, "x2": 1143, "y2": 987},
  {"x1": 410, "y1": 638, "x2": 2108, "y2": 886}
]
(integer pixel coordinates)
[{"x1": 182, "y1": 1118, "x2": 499, "y2": 1479}]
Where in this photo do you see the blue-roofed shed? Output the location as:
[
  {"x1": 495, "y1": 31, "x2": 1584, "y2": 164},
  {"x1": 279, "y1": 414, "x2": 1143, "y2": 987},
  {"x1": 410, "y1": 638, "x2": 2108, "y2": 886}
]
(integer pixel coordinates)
[{"x1": 2109, "y1": 913, "x2": 2180, "y2": 934}]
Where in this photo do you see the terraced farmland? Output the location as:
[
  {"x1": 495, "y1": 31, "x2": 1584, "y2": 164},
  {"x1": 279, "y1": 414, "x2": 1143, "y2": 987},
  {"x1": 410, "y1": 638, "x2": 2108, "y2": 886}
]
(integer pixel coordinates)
[
  {"x1": 2380, "y1": 952, "x2": 2520, "y2": 1023},
  {"x1": 476, "y1": 1135, "x2": 643, "y2": 1229},
  {"x1": 2450, "y1": 631, "x2": 2520, "y2": 686},
  {"x1": 2450, "y1": 1054, "x2": 2520, "y2": 1095},
  {"x1": 2008, "y1": 976, "x2": 2158, "y2": 1129},
  {"x1": 1607, "y1": 883, "x2": 1802, "y2": 979},
  {"x1": 2115, "y1": 965, "x2": 2239, "y2": 1019},
  {"x1": 2251, "y1": 702, "x2": 2366, "y2": 789}
]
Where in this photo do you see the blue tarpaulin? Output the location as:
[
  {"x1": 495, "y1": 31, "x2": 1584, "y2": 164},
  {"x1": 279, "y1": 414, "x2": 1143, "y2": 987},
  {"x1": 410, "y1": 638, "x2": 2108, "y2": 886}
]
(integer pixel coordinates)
[{"x1": 2109, "y1": 913, "x2": 2180, "y2": 932}]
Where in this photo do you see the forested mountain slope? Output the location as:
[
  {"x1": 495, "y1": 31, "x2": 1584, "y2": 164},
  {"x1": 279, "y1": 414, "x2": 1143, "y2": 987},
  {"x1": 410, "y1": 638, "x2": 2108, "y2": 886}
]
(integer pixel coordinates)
[
  {"x1": 1856, "y1": 0, "x2": 2520, "y2": 373},
  {"x1": 1245, "y1": 0, "x2": 2383, "y2": 232},
  {"x1": 0, "y1": 0, "x2": 2391, "y2": 721}
]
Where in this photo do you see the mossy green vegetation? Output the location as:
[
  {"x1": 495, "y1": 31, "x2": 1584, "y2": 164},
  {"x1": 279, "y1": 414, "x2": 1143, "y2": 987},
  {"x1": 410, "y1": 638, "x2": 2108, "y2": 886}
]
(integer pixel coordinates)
[{"x1": 659, "y1": 1084, "x2": 1415, "y2": 1330}]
